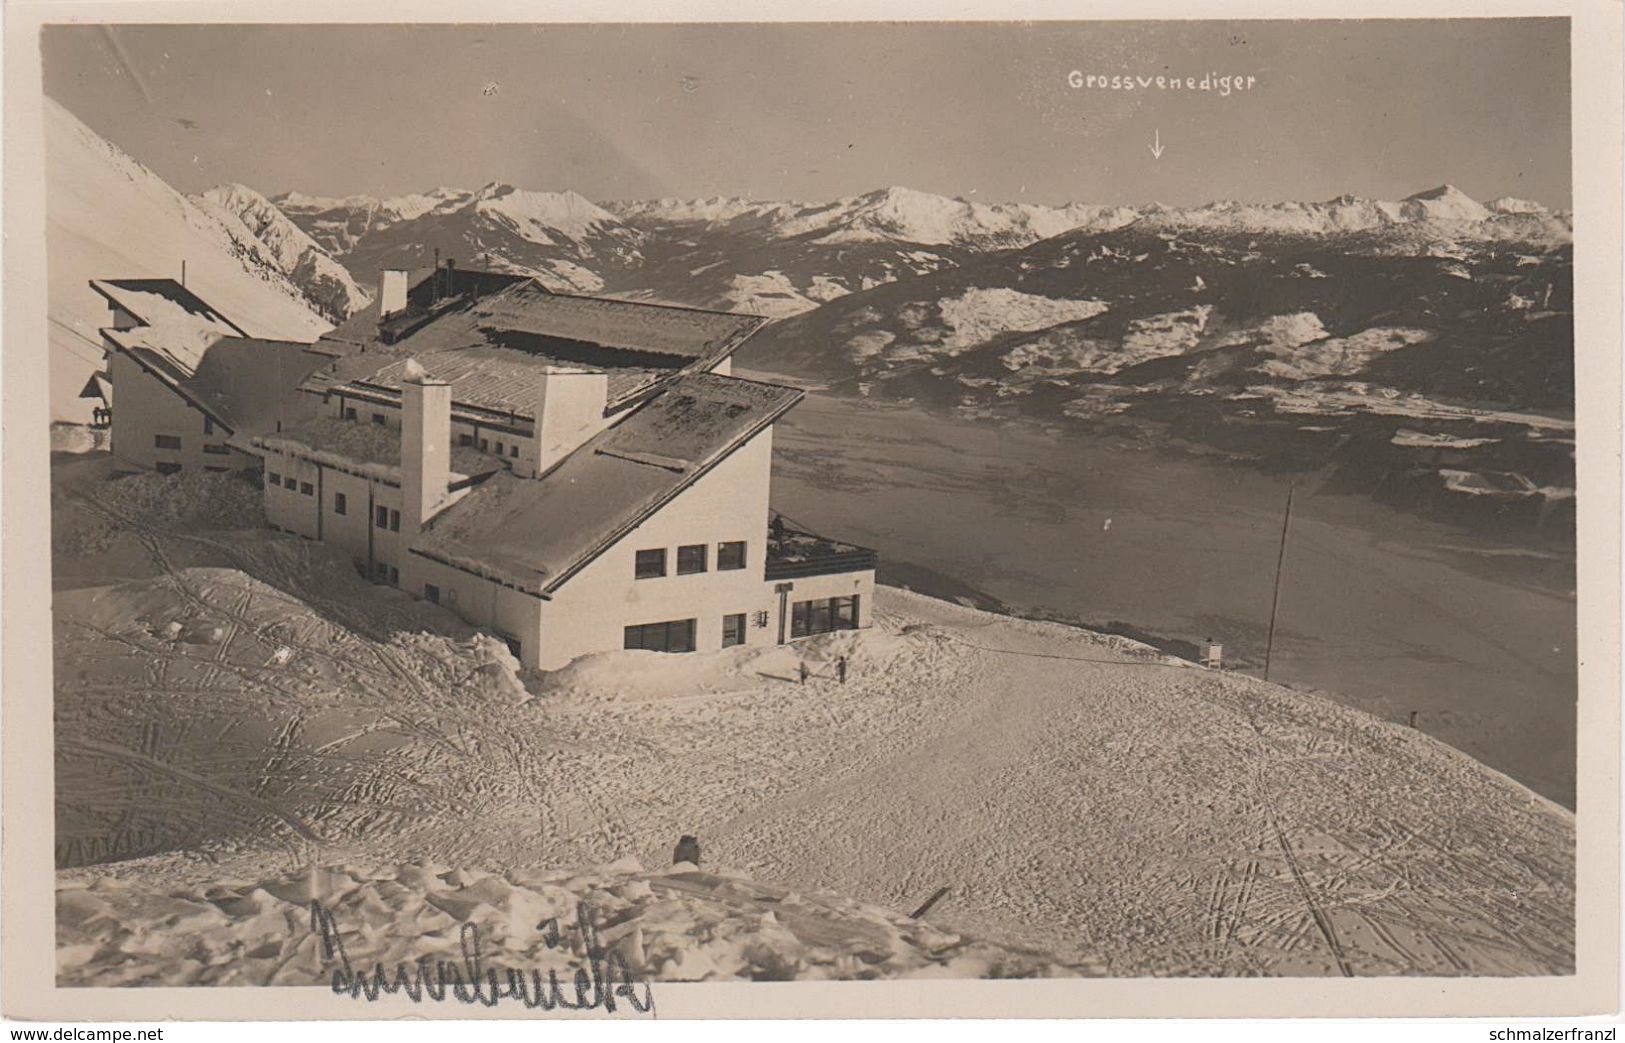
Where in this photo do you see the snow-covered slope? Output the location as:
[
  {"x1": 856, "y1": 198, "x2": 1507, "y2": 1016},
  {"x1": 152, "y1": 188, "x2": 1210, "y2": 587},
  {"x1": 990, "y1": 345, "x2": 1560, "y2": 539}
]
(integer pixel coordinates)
[
  {"x1": 740, "y1": 212, "x2": 1573, "y2": 535},
  {"x1": 194, "y1": 183, "x2": 372, "y2": 322},
  {"x1": 45, "y1": 98, "x2": 330, "y2": 422},
  {"x1": 50, "y1": 457, "x2": 1573, "y2": 978}
]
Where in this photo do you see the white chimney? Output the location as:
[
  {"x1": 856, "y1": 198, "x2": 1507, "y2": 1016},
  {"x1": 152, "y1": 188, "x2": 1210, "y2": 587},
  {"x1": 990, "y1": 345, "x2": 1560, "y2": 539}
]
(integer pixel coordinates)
[
  {"x1": 379, "y1": 269, "x2": 410, "y2": 319},
  {"x1": 401, "y1": 362, "x2": 452, "y2": 532},
  {"x1": 523, "y1": 367, "x2": 609, "y2": 478}
]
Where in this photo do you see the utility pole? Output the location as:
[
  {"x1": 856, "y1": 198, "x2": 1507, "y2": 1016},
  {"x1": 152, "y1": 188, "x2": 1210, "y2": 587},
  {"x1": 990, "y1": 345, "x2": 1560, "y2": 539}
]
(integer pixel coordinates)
[{"x1": 1263, "y1": 479, "x2": 1296, "y2": 683}]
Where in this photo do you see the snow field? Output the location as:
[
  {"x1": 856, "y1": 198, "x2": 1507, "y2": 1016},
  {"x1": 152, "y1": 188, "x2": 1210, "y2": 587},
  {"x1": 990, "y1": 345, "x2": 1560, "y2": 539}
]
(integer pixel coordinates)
[{"x1": 52, "y1": 462, "x2": 1574, "y2": 980}]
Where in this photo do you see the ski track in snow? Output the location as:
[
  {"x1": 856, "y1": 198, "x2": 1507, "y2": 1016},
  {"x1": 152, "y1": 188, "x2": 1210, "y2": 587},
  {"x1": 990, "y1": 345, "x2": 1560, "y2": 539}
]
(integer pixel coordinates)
[{"x1": 52, "y1": 459, "x2": 1573, "y2": 980}]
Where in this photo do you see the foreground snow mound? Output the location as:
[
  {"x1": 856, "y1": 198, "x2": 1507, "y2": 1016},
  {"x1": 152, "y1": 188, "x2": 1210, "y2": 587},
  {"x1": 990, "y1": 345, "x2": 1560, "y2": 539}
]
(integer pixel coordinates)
[
  {"x1": 57, "y1": 859, "x2": 1082, "y2": 986},
  {"x1": 56, "y1": 469, "x2": 266, "y2": 556}
]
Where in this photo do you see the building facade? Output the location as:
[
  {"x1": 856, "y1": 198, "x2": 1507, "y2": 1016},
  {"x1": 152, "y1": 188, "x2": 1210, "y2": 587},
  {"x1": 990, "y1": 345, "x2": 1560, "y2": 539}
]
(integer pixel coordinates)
[{"x1": 93, "y1": 264, "x2": 876, "y2": 672}]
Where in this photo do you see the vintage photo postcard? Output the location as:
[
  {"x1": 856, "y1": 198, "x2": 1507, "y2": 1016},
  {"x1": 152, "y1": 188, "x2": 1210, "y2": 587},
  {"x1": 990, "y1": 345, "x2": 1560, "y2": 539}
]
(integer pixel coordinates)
[{"x1": 4, "y1": 0, "x2": 1621, "y2": 1022}]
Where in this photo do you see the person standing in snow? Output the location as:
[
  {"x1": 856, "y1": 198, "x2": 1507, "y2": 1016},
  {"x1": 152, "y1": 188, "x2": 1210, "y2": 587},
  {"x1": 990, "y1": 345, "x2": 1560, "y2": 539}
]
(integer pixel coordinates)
[
  {"x1": 673, "y1": 835, "x2": 701, "y2": 867},
  {"x1": 837, "y1": 656, "x2": 848, "y2": 684},
  {"x1": 798, "y1": 661, "x2": 809, "y2": 685}
]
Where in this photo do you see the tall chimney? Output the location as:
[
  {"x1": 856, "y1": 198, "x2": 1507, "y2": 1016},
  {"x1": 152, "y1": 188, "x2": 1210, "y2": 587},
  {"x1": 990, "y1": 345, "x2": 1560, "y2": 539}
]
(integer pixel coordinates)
[
  {"x1": 400, "y1": 360, "x2": 452, "y2": 533},
  {"x1": 523, "y1": 367, "x2": 609, "y2": 478},
  {"x1": 378, "y1": 270, "x2": 409, "y2": 319}
]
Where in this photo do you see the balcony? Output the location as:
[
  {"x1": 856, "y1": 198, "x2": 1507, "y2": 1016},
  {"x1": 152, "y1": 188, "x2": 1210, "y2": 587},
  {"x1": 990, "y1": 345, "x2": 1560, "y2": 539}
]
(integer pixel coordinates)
[{"x1": 763, "y1": 516, "x2": 878, "y2": 581}]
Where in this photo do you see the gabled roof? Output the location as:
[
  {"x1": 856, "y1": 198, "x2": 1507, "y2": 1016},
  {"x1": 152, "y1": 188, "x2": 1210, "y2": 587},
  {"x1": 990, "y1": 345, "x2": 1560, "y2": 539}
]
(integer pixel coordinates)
[
  {"x1": 89, "y1": 279, "x2": 248, "y2": 374},
  {"x1": 303, "y1": 275, "x2": 770, "y2": 419},
  {"x1": 78, "y1": 371, "x2": 111, "y2": 401},
  {"x1": 410, "y1": 373, "x2": 802, "y2": 596},
  {"x1": 91, "y1": 278, "x2": 327, "y2": 437}
]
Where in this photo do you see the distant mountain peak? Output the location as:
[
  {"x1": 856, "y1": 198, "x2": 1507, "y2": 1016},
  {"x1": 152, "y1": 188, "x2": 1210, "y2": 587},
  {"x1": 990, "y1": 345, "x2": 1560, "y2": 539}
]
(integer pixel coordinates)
[
  {"x1": 1406, "y1": 183, "x2": 1474, "y2": 202},
  {"x1": 1485, "y1": 195, "x2": 1550, "y2": 215},
  {"x1": 473, "y1": 180, "x2": 516, "y2": 200}
]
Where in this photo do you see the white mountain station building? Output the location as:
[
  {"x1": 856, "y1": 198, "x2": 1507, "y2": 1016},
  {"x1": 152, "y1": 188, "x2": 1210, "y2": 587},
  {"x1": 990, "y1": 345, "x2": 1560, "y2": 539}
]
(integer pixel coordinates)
[{"x1": 89, "y1": 262, "x2": 877, "y2": 670}]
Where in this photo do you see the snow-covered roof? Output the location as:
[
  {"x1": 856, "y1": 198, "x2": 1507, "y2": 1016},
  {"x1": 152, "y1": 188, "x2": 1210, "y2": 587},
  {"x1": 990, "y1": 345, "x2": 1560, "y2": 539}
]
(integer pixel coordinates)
[
  {"x1": 90, "y1": 278, "x2": 249, "y2": 376},
  {"x1": 411, "y1": 373, "x2": 802, "y2": 595},
  {"x1": 305, "y1": 275, "x2": 769, "y2": 418}
]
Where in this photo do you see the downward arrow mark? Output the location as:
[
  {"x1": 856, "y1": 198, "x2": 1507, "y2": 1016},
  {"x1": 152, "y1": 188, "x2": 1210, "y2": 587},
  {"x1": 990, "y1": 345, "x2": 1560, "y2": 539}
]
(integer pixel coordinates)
[{"x1": 1148, "y1": 129, "x2": 1166, "y2": 160}]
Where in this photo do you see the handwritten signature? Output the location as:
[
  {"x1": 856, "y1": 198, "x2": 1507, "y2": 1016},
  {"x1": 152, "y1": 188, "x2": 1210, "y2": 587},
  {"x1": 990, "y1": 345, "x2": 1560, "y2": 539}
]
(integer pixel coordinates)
[{"x1": 309, "y1": 899, "x2": 656, "y2": 1014}]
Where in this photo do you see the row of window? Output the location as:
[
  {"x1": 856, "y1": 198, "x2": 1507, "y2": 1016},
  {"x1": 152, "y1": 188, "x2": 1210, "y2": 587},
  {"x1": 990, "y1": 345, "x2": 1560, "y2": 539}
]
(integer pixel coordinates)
[
  {"x1": 624, "y1": 615, "x2": 755, "y2": 653},
  {"x1": 341, "y1": 407, "x2": 391, "y2": 427},
  {"x1": 634, "y1": 541, "x2": 747, "y2": 580},
  {"x1": 458, "y1": 433, "x2": 521, "y2": 459},
  {"x1": 267, "y1": 472, "x2": 315, "y2": 496},
  {"x1": 153, "y1": 429, "x2": 225, "y2": 453},
  {"x1": 264, "y1": 476, "x2": 406, "y2": 532},
  {"x1": 624, "y1": 600, "x2": 856, "y2": 654},
  {"x1": 154, "y1": 462, "x2": 231, "y2": 475},
  {"x1": 791, "y1": 596, "x2": 860, "y2": 639},
  {"x1": 339, "y1": 405, "x2": 525, "y2": 460}
]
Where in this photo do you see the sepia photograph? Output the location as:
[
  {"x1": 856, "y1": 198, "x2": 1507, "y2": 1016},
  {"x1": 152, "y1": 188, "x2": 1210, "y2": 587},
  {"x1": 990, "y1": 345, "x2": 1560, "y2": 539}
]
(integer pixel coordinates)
[{"x1": 4, "y1": 3, "x2": 1621, "y2": 1023}]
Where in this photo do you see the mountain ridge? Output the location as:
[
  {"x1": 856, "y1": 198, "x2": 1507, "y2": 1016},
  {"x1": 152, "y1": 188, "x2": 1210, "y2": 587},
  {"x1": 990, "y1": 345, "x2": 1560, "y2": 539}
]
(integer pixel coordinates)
[{"x1": 263, "y1": 179, "x2": 1569, "y2": 317}]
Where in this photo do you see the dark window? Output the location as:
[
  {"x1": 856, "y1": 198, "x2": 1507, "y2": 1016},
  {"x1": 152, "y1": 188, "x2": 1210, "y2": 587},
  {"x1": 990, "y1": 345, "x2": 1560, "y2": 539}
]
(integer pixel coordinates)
[
  {"x1": 722, "y1": 613, "x2": 746, "y2": 648},
  {"x1": 155, "y1": 461, "x2": 182, "y2": 475},
  {"x1": 458, "y1": 433, "x2": 474, "y2": 447},
  {"x1": 154, "y1": 434, "x2": 182, "y2": 450},
  {"x1": 372, "y1": 413, "x2": 386, "y2": 425},
  {"x1": 203, "y1": 443, "x2": 231, "y2": 455},
  {"x1": 205, "y1": 465, "x2": 230, "y2": 473},
  {"x1": 376, "y1": 505, "x2": 389, "y2": 529},
  {"x1": 634, "y1": 548, "x2": 667, "y2": 579},
  {"x1": 677, "y1": 544, "x2": 708, "y2": 575},
  {"x1": 300, "y1": 481, "x2": 314, "y2": 496},
  {"x1": 333, "y1": 492, "x2": 347, "y2": 515},
  {"x1": 424, "y1": 583, "x2": 440, "y2": 605},
  {"x1": 388, "y1": 565, "x2": 399, "y2": 585},
  {"x1": 717, "y1": 541, "x2": 747, "y2": 571},
  {"x1": 268, "y1": 472, "x2": 281, "y2": 487},
  {"x1": 509, "y1": 445, "x2": 519, "y2": 458},
  {"x1": 479, "y1": 439, "x2": 489, "y2": 451},
  {"x1": 791, "y1": 596, "x2": 861, "y2": 639},
  {"x1": 624, "y1": 619, "x2": 697, "y2": 653},
  {"x1": 344, "y1": 407, "x2": 358, "y2": 421},
  {"x1": 495, "y1": 441, "x2": 505, "y2": 456},
  {"x1": 389, "y1": 509, "x2": 401, "y2": 532},
  {"x1": 498, "y1": 633, "x2": 522, "y2": 659}
]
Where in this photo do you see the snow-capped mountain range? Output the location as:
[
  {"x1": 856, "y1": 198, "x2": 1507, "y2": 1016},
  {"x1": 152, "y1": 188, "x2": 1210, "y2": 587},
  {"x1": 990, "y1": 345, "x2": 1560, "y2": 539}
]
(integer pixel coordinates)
[
  {"x1": 264, "y1": 180, "x2": 1569, "y2": 319},
  {"x1": 273, "y1": 183, "x2": 645, "y2": 295}
]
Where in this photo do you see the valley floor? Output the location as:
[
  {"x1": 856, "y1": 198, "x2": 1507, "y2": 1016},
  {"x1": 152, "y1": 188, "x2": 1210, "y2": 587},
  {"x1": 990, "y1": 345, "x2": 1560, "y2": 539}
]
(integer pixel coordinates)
[{"x1": 53, "y1": 454, "x2": 1574, "y2": 980}]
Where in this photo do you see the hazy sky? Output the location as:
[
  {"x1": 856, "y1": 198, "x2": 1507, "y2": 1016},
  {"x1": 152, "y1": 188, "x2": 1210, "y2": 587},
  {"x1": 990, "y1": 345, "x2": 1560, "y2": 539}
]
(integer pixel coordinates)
[{"x1": 42, "y1": 20, "x2": 1571, "y2": 208}]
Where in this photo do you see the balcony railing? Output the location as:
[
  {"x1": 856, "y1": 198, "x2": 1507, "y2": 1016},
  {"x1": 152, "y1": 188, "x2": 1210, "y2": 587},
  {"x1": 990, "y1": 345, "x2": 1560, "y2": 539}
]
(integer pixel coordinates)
[{"x1": 763, "y1": 519, "x2": 878, "y2": 580}]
